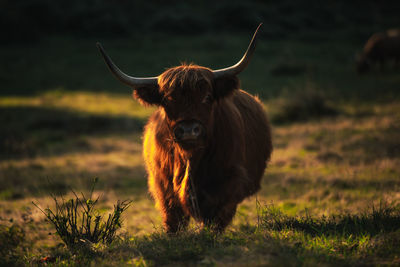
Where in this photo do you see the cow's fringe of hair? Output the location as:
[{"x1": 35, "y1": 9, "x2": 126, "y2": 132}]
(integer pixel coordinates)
[{"x1": 158, "y1": 64, "x2": 214, "y2": 97}]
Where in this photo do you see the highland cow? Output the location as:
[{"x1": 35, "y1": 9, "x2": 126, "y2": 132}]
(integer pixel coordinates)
[
  {"x1": 97, "y1": 24, "x2": 272, "y2": 232},
  {"x1": 357, "y1": 29, "x2": 400, "y2": 73}
]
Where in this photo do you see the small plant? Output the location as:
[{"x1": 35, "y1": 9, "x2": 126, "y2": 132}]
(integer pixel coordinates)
[{"x1": 33, "y1": 179, "x2": 131, "y2": 253}]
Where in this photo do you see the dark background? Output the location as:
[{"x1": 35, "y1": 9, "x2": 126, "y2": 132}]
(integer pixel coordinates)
[
  {"x1": 1, "y1": 0, "x2": 399, "y2": 42},
  {"x1": 1, "y1": 0, "x2": 399, "y2": 100}
]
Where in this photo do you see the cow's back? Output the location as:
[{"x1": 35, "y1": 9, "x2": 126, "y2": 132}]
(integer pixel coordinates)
[{"x1": 365, "y1": 32, "x2": 400, "y2": 60}]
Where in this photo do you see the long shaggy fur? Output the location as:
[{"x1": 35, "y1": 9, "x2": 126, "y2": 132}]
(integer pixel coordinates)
[{"x1": 141, "y1": 64, "x2": 272, "y2": 232}]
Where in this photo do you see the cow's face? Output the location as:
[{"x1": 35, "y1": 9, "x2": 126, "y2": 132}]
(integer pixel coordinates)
[
  {"x1": 97, "y1": 25, "x2": 261, "y2": 151},
  {"x1": 145, "y1": 65, "x2": 238, "y2": 151},
  {"x1": 159, "y1": 66, "x2": 213, "y2": 149}
]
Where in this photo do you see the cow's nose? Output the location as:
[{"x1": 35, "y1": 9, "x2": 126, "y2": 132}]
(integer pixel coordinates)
[{"x1": 174, "y1": 121, "x2": 203, "y2": 141}]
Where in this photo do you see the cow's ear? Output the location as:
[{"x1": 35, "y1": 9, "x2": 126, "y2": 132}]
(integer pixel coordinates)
[
  {"x1": 213, "y1": 75, "x2": 240, "y2": 100},
  {"x1": 133, "y1": 85, "x2": 163, "y2": 106}
]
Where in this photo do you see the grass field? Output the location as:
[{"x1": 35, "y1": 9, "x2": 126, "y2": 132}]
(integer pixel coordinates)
[{"x1": 1, "y1": 30, "x2": 400, "y2": 266}]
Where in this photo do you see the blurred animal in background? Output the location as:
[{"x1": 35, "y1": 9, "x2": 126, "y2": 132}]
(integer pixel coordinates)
[
  {"x1": 356, "y1": 29, "x2": 400, "y2": 73},
  {"x1": 97, "y1": 24, "x2": 272, "y2": 233}
]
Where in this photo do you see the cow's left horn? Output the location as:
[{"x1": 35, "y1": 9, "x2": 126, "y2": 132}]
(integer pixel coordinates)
[
  {"x1": 213, "y1": 23, "x2": 262, "y2": 78},
  {"x1": 96, "y1": 43, "x2": 158, "y2": 87}
]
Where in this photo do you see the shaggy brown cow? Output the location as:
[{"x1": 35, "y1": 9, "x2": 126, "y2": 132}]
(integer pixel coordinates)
[
  {"x1": 97, "y1": 24, "x2": 272, "y2": 232},
  {"x1": 357, "y1": 29, "x2": 400, "y2": 73}
]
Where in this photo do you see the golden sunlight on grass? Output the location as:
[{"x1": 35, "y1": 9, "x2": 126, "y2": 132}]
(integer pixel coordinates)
[
  {"x1": 0, "y1": 90, "x2": 155, "y2": 119},
  {"x1": 1, "y1": 150, "x2": 144, "y2": 175}
]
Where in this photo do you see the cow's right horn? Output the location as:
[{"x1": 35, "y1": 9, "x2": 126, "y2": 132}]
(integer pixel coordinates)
[
  {"x1": 212, "y1": 23, "x2": 262, "y2": 78},
  {"x1": 96, "y1": 42, "x2": 158, "y2": 88}
]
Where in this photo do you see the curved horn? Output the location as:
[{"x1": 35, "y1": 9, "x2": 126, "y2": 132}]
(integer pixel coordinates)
[
  {"x1": 96, "y1": 42, "x2": 158, "y2": 87},
  {"x1": 213, "y1": 23, "x2": 262, "y2": 78}
]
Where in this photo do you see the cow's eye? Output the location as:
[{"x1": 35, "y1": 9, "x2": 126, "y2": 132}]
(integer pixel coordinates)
[
  {"x1": 161, "y1": 95, "x2": 174, "y2": 105},
  {"x1": 202, "y1": 94, "x2": 213, "y2": 104}
]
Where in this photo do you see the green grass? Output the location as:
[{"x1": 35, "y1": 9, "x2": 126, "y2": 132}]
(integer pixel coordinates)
[{"x1": 3, "y1": 203, "x2": 398, "y2": 266}]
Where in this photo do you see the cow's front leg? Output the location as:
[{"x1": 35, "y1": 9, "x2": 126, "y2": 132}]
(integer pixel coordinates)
[
  {"x1": 199, "y1": 165, "x2": 252, "y2": 232},
  {"x1": 223, "y1": 165, "x2": 256, "y2": 203},
  {"x1": 149, "y1": 173, "x2": 190, "y2": 233},
  {"x1": 202, "y1": 202, "x2": 238, "y2": 232},
  {"x1": 161, "y1": 197, "x2": 190, "y2": 233}
]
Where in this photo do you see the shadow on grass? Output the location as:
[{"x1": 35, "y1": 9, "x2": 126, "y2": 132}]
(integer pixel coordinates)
[
  {"x1": 106, "y1": 229, "x2": 274, "y2": 266},
  {"x1": 0, "y1": 106, "x2": 146, "y2": 159},
  {"x1": 0, "y1": 165, "x2": 148, "y2": 199},
  {"x1": 270, "y1": 87, "x2": 339, "y2": 124},
  {"x1": 262, "y1": 173, "x2": 400, "y2": 197},
  {"x1": 341, "y1": 125, "x2": 400, "y2": 160},
  {"x1": 260, "y1": 203, "x2": 400, "y2": 238}
]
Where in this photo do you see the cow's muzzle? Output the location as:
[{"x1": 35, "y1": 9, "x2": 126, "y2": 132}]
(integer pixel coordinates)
[{"x1": 173, "y1": 120, "x2": 204, "y2": 142}]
